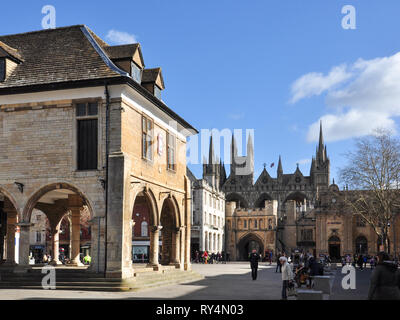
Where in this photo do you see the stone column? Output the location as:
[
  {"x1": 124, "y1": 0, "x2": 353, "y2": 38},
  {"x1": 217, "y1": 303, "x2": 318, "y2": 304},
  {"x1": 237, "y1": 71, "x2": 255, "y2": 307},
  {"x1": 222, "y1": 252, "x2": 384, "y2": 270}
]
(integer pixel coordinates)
[
  {"x1": 70, "y1": 208, "x2": 83, "y2": 266},
  {"x1": 171, "y1": 227, "x2": 181, "y2": 266},
  {"x1": 3, "y1": 210, "x2": 17, "y2": 266},
  {"x1": 148, "y1": 225, "x2": 162, "y2": 267},
  {"x1": 16, "y1": 222, "x2": 31, "y2": 270},
  {"x1": 49, "y1": 225, "x2": 62, "y2": 266},
  {"x1": 67, "y1": 194, "x2": 84, "y2": 266},
  {"x1": 184, "y1": 177, "x2": 191, "y2": 270}
]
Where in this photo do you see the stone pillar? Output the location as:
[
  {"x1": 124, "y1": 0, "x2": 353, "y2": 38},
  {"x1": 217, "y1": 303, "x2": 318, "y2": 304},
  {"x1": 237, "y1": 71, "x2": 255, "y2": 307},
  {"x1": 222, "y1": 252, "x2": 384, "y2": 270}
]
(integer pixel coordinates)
[
  {"x1": 184, "y1": 177, "x2": 191, "y2": 270},
  {"x1": 148, "y1": 225, "x2": 162, "y2": 267},
  {"x1": 49, "y1": 225, "x2": 62, "y2": 266},
  {"x1": 70, "y1": 208, "x2": 83, "y2": 266},
  {"x1": 171, "y1": 227, "x2": 181, "y2": 266},
  {"x1": 3, "y1": 210, "x2": 17, "y2": 265},
  {"x1": 16, "y1": 222, "x2": 31, "y2": 269},
  {"x1": 68, "y1": 194, "x2": 84, "y2": 266}
]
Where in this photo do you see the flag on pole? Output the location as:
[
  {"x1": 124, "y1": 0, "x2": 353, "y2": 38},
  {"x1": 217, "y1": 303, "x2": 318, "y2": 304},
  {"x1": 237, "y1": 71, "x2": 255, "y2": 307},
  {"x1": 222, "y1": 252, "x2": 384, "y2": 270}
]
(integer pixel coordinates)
[{"x1": 270, "y1": 163, "x2": 274, "y2": 168}]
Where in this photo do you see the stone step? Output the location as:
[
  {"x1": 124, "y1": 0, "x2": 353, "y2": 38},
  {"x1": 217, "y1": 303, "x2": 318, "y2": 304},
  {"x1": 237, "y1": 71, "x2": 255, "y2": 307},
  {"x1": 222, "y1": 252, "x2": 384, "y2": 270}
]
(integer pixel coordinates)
[{"x1": 0, "y1": 270, "x2": 204, "y2": 292}]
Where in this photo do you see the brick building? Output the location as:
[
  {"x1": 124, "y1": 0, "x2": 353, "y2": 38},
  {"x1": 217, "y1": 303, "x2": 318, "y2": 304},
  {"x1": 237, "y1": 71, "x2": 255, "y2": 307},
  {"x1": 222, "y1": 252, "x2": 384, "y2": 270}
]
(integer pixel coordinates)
[{"x1": 0, "y1": 25, "x2": 197, "y2": 278}]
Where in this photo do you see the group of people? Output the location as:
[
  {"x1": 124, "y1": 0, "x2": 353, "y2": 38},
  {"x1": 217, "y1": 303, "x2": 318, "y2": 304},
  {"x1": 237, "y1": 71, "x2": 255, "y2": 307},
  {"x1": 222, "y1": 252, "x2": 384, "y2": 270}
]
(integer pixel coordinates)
[
  {"x1": 341, "y1": 254, "x2": 381, "y2": 270},
  {"x1": 29, "y1": 250, "x2": 91, "y2": 265},
  {"x1": 193, "y1": 250, "x2": 229, "y2": 264},
  {"x1": 249, "y1": 249, "x2": 400, "y2": 300}
]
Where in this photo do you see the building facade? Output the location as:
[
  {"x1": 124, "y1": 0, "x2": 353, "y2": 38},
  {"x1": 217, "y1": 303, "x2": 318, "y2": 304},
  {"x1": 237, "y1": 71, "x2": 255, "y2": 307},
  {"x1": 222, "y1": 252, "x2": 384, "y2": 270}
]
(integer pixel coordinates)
[
  {"x1": 0, "y1": 25, "x2": 197, "y2": 278},
  {"x1": 221, "y1": 124, "x2": 400, "y2": 260},
  {"x1": 188, "y1": 136, "x2": 226, "y2": 257},
  {"x1": 222, "y1": 124, "x2": 329, "y2": 258}
]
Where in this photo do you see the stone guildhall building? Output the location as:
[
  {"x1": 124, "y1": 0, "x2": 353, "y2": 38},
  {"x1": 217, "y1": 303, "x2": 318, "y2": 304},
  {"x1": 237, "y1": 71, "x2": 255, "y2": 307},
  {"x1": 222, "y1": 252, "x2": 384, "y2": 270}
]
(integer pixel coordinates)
[{"x1": 0, "y1": 25, "x2": 197, "y2": 279}]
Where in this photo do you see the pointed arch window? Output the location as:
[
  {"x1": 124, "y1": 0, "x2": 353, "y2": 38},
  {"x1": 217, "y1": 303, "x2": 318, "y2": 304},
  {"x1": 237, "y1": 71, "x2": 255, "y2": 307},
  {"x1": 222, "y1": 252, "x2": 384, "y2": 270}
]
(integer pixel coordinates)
[{"x1": 141, "y1": 221, "x2": 148, "y2": 237}]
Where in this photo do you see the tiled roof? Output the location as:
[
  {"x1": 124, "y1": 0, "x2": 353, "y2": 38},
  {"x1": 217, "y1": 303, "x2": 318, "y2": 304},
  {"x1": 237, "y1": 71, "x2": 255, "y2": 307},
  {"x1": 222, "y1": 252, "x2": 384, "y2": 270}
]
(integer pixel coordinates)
[
  {"x1": 0, "y1": 25, "x2": 198, "y2": 133},
  {"x1": 0, "y1": 25, "x2": 121, "y2": 89}
]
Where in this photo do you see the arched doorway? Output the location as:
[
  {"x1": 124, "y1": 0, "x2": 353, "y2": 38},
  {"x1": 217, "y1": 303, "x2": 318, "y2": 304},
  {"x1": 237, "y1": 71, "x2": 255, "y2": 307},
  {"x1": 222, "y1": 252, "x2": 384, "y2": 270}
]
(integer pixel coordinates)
[
  {"x1": 23, "y1": 183, "x2": 94, "y2": 267},
  {"x1": 328, "y1": 236, "x2": 341, "y2": 261},
  {"x1": 355, "y1": 236, "x2": 368, "y2": 255},
  {"x1": 160, "y1": 197, "x2": 179, "y2": 266},
  {"x1": 238, "y1": 233, "x2": 264, "y2": 260}
]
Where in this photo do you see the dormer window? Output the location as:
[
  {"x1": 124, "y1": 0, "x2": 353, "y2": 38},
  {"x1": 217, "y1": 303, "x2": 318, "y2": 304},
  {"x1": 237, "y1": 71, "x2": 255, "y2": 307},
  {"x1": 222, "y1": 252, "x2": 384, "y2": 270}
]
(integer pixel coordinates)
[
  {"x1": 131, "y1": 62, "x2": 142, "y2": 83},
  {"x1": 154, "y1": 85, "x2": 161, "y2": 100},
  {"x1": 0, "y1": 59, "x2": 5, "y2": 82}
]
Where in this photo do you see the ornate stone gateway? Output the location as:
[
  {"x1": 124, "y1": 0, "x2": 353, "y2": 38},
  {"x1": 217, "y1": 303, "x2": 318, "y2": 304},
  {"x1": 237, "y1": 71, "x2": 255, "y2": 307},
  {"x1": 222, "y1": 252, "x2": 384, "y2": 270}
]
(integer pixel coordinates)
[{"x1": 238, "y1": 233, "x2": 264, "y2": 260}]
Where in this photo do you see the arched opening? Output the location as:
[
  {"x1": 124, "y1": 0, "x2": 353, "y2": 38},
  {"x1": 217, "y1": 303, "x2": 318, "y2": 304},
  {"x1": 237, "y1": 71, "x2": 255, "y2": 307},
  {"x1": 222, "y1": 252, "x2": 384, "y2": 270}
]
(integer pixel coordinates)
[
  {"x1": 0, "y1": 193, "x2": 19, "y2": 265},
  {"x1": 160, "y1": 197, "x2": 179, "y2": 265},
  {"x1": 23, "y1": 183, "x2": 94, "y2": 267},
  {"x1": 225, "y1": 193, "x2": 248, "y2": 209},
  {"x1": 238, "y1": 233, "x2": 264, "y2": 261},
  {"x1": 28, "y1": 207, "x2": 91, "y2": 265},
  {"x1": 328, "y1": 236, "x2": 341, "y2": 261},
  {"x1": 131, "y1": 191, "x2": 155, "y2": 264},
  {"x1": 254, "y1": 193, "x2": 273, "y2": 208},
  {"x1": 355, "y1": 236, "x2": 368, "y2": 255},
  {"x1": 284, "y1": 192, "x2": 308, "y2": 211}
]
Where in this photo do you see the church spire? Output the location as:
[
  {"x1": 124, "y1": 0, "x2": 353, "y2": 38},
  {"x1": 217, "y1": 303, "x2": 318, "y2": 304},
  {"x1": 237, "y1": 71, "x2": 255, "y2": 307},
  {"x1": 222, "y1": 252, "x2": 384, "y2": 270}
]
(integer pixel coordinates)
[
  {"x1": 277, "y1": 155, "x2": 283, "y2": 177},
  {"x1": 208, "y1": 134, "x2": 215, "y2": 166},
  {"x1": 316, "y1": 121, "x2": 326, "y2": 163}
]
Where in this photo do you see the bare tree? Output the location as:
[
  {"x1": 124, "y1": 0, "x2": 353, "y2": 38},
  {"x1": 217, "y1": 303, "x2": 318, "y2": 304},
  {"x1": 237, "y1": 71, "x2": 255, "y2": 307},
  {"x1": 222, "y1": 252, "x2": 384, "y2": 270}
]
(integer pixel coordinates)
[{"x1": 339, "y1": 129, "x2": 400, "y2": 253}]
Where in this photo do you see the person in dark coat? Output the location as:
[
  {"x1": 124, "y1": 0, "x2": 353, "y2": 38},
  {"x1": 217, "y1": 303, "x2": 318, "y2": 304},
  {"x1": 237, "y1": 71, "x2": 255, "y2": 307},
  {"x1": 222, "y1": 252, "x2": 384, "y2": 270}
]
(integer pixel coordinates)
[
  {"x1": 368, "y1": 252, "x2": 400, "y2": 300},
  {"x1": 249, "y1": 249, "x2": 261, "y2": 280},
  {"x1": 357, "y1": 255, "x2": 364, "y2": 271}
]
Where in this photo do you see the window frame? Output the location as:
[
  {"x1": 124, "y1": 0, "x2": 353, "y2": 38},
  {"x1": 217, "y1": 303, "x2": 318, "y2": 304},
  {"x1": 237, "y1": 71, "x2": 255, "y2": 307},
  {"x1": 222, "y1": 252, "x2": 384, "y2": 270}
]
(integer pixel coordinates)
[
  {"x1": 131, "y1": 61, "x2": 142, "y2": 83},
  {"x1": 167, "y1": 132, "x2": 176, "y2": 172},
  {"x1": 142, "y1": 115, "x2": 154, "y2": 162},
  {"x1": 75, "y1": 101, "x2": 99, "y2": 171}
]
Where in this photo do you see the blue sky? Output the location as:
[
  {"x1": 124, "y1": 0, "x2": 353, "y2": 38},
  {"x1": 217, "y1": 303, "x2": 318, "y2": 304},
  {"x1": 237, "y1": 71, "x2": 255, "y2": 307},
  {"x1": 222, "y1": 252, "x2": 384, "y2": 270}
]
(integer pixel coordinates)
[{"x1": 2, "y1": 1, "x2": 400, "y2": 185}]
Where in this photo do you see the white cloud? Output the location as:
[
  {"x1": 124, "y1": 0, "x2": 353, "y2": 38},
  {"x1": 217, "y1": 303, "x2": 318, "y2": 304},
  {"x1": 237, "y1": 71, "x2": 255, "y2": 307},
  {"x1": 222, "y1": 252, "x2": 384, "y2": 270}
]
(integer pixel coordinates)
[
  {"x1": 289, "y1": 65, "x2": 352, "y2": 104},
  {"x1": 291, "y1": 52, "x2": 400, "y2": 142},
  {"x1": 307, "y1": 111, "x2": 397, "y2": 142},
  {"x1": 106, "y1": 29, "x2": 137, "y2": 45},
  {"x1": 297, "y1": 159, "x2": 311, "y2": 165}
]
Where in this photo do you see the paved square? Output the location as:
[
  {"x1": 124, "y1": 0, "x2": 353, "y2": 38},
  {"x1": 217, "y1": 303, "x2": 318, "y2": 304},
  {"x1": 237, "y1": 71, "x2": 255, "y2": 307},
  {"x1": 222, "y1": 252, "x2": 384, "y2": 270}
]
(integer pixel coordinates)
[{"x1": 0, "y1": 263, "x2": 371, "y2": 300}]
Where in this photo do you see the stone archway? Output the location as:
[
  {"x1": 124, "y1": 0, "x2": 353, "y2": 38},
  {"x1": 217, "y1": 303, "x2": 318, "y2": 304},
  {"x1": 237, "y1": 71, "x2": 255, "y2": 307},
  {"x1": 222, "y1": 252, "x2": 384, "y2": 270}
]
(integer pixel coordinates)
[
  {"x1": 131, "y1": 190, "x2": 157, "y2": 264},
  {"x1": 21, "y1": 183, "x2": 94, "y2": 267},
  {"x1": 0, "y1": 191, "x2": 20, "y2": 265},
  {"x1": 238, "y1": 233, "x2": 264, "y2": 261},
  {"x1": 159, "y1": 197, "x2": 180, "y2": 266},
  {"x1": 225, "y1": 193, "x2": 249, "y2": 209},
  {"x1": 254, "y1": 193, "x2": 273, "y2": 208}
]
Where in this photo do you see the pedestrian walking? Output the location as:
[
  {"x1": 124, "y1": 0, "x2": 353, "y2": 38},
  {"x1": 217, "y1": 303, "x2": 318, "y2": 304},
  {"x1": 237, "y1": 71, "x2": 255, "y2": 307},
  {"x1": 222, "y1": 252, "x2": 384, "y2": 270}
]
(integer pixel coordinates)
[
  {"x1": 276, "y1": 253, "x2": 282, "y2": 273},
  {"x1": 249, "y1": 249, "x2": 261, "y2": 280},
  {"x1": 368, "y1": 252, "x2": 400, "y2": 300},
  {"x1": 357, "y1": 255, "x2": 364, "y2": 271},
  {"x1": 280, "y1": 256, "x2": 294, "y2": 300}
]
